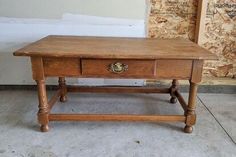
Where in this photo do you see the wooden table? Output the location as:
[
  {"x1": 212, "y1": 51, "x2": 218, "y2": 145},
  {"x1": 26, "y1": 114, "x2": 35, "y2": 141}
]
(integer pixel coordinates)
[{"x1": 13, "y1": 35, "x2": 217, "y2": 133}]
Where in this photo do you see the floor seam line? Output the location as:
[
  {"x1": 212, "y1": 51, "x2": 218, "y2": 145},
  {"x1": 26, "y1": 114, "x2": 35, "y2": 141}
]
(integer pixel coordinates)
[{"x1": 197, "y1": 95, "x2": 236, "y2": 145}]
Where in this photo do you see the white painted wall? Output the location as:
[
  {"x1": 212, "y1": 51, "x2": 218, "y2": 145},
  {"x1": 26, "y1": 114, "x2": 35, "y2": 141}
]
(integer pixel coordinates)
[
  {"x1": 0, "y1": 15, "x2": 146, "y2": 85},
  {"x1": 0, "y1": 0, "x2": 146, "y2": 19},
  {"x1": 0, "y1": 0, "x2": 147, "y2": 85}
]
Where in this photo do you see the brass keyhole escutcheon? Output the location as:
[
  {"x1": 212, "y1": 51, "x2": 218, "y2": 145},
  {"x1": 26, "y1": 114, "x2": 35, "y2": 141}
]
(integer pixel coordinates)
[{"x1": 109, "y1": 62, "x2": 128, "y2": 74}]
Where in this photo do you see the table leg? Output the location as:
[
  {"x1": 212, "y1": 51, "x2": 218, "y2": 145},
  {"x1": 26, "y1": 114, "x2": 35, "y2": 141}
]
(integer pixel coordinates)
[
  {"x1": 170, "y1": 79, "x2": 178, "y2": 104},
  {"x1": 58, "y1": 77, "x2": 67, "y2": 102},
  {"x1": 184, "y1": 81, "x2": 198, "y2": 133},
  {"x1": 36, "y1": 80, "x2": 49, "y2": 132}
]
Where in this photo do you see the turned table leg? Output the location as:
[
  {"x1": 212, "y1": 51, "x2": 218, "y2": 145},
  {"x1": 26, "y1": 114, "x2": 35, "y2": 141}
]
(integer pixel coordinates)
[
  {"x1": 58, "y1": 77, "x2": 67, "y2": 102},
  {"x1": 36, "y1": 80, "x2": 49, "y2": 132},
  {"x1": 184, "y1": 81, "x2": 198, "y2": 133},
  {"x1": 170, "y1": 79, "x2": 178, "y2": 104}
]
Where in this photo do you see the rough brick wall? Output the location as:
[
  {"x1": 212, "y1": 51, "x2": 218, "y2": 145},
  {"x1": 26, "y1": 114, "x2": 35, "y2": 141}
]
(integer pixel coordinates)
[{"x1": 148, "y1": 0, "x2": 235, "y2": 79}]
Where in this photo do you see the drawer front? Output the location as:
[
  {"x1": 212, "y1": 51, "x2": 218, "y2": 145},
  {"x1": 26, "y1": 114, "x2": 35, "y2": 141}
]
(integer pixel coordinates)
[
  {"x1": 43, "y1": 58, "x2": 81, "y2": 77},
  {"x1": 81, "y1": 59, "x2": 156, "y2": 78}
]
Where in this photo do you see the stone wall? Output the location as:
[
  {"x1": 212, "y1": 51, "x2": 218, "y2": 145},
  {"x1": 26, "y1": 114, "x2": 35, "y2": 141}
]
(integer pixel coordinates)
[{"x1": 148, "y1": 0, "x2": 235, "y2": 79}]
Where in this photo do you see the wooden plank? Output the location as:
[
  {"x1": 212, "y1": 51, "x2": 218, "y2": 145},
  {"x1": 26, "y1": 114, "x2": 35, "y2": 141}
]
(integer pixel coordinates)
[
  {"x1": 175, "y1": 90, "x2": 188, "y2": 112},
  {"x1": 43, "y1": 58, "x2": 81, "y2": 77},
  {"x1": 191, "y1": 60, "x2": 204, "y2": 83},
  {"x1": 49, "y1": 114, "x2": 186, "y2": 122},
  {"x1": 31, "y1": 57, "x2": 44, "y2": 80},
  {"x1": 195, "y1": 0, "x2": 208, "y2": 44},
  {"x1": 156, "y1": 60, "x2": 192, "y2": 79},
  {"x1": 48, "y1": 89, "x2": 61, "y2": 110},
  {"x1": 13, "y1": 35, "x2": 217, "y2": 60},
  {"x1": 67, "y1": 86, "x2": 170, "y2": 93}
]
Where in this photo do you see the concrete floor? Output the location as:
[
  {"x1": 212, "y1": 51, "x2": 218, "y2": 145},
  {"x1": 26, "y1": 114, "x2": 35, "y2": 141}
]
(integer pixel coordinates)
[{"x1": 0, "y1": 90, "x2": 235, "y2": 157}]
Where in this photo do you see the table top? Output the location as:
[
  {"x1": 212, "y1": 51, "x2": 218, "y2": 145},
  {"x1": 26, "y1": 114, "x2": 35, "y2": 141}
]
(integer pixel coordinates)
[{"x1": 13, "y1": 35, "x2": 217, "y2": 60}]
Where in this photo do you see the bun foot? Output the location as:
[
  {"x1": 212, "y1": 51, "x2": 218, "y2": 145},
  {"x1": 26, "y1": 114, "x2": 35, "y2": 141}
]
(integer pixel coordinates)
[
  {"x1": 170, "y1": 97, "x2": 177, "y2": 104},
  {"x1": 184, "y1": 125, "x2": 193, "y2": 133},
  {"x1": 60, "y1": 96, "x2": 67, "y2": 102},
  {"x1": 40, "y1": 124, "x2": 49, "y2": 132}
]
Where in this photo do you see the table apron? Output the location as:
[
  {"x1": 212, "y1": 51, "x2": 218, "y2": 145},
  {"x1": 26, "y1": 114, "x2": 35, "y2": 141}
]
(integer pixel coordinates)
[{"x1": 39, "y1": 57, "x2": 199, "y2": 81}]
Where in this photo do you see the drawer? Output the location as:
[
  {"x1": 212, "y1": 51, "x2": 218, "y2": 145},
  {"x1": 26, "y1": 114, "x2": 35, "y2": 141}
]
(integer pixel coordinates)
[
  {"x1": 43, "y1": 58, "x2": 81, "y2": 77},
  {"x1": 81, "y1": 59, "x2": 156, "y2": 78}
]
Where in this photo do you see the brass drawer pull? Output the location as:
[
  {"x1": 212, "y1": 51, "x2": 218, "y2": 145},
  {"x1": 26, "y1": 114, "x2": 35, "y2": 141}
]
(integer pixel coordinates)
[{"x1": 109, "y1": 62, "x2": 128, "y2": 74}]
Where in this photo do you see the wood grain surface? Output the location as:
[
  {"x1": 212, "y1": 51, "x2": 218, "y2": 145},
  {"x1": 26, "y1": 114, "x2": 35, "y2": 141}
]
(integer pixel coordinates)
[
  {"x1": 81, "y1": 59, "x2": 156, "y2": 78},
  {"x1": 14, "y1": 35, "x2": 217, "y2": 60}
]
